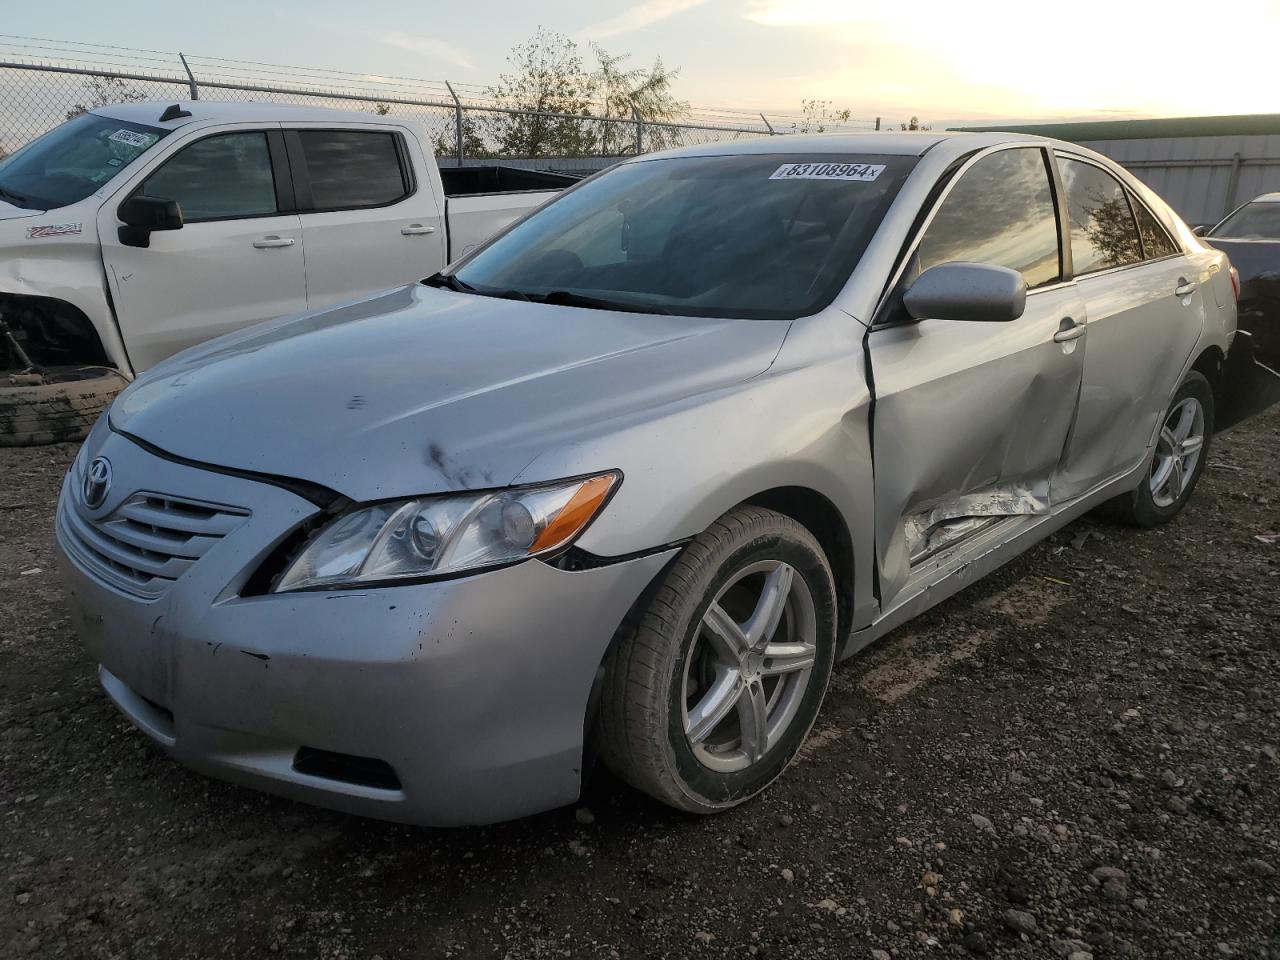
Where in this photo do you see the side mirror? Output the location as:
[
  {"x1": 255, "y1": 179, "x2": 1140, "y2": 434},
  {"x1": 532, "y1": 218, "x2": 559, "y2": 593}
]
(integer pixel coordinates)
[
  {"x1": 903, "y1": 261, "x2": 1027, "y2": 323},
  {"x1": 117, "y1": 195, "x2": 183, "y2": 248},
  {"x1": 1192, "y1": 224, "x2": 1209, "y2": 237}
]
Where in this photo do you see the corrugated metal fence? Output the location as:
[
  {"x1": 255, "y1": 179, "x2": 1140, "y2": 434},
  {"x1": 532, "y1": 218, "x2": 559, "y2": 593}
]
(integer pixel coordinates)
[{"x1": 1080, "y1": 134, "x2": 1280, "y2": 227}]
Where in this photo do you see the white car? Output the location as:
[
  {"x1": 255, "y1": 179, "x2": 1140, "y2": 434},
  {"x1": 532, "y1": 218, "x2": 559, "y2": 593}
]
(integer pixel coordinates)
[{"x1": 0, "y1": 101, "x2": 574, "y2": 442}]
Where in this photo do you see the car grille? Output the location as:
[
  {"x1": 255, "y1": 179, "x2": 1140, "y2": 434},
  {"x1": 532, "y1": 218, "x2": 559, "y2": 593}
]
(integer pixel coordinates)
[{"x1": 58, "y1": 489, "x2": 249, "y2": 599}]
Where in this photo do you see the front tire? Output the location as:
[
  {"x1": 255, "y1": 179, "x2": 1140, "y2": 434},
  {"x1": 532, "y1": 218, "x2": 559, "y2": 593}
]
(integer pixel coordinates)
[
  {"x1": 1108, "y1": 371, "x2": 1214, "y2": 528},
  {"x1": 597, "y1": 505, "x2": 837, "y2": 814}
]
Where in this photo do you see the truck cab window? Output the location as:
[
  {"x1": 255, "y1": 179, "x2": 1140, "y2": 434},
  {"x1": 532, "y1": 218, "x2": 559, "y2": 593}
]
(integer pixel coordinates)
[
  {"x1": 294, "y1": 130, "x2": 409, "y2": 210},
  {"x1": 141, "y1": 132, "x2": 277, "y2": 222}
]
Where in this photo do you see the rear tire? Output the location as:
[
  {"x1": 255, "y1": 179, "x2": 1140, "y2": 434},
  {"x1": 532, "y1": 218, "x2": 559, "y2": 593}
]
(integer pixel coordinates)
[
  {"x1": 1105, "y1": 371, "x2": 1213, "y2": 528},
  {"x1": 0, "y1": 368, "x2": 126, "y2": 447},
  {"x1": 597, "y1": 505, "x2": 837, "y2": 814}
]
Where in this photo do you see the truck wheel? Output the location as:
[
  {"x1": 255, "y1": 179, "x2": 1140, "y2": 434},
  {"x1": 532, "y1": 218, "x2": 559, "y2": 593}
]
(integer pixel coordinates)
[
  {"x1": 0, "y1": 368, "x2": 127, "y2": 447},
  {"x1": 1104, "y1": 371, "x2": 1214, "y2": 528},
  {"x1": 597, "y1": 505, "x2": 837, "y2": 814}
]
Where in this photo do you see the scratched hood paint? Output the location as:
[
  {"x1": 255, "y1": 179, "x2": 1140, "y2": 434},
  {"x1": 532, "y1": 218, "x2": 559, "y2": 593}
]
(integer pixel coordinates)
[{"x1": 110, "y1": 284, "x2": 789, "y2": 501}]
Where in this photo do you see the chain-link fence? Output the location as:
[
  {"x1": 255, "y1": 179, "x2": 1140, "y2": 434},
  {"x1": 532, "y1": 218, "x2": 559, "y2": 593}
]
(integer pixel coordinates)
[{"x1": 0, "y1": 41, "x2": 882, "y2": 170}]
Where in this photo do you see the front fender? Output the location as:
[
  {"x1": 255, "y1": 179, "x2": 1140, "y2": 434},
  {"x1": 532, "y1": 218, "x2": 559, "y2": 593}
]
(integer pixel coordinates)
[
  {"x1": 0, "y1": 212, "x2": 129, "y2": 373},
  {"x1": 517, "y1": 351, "x2": 878, "y2": 628}
]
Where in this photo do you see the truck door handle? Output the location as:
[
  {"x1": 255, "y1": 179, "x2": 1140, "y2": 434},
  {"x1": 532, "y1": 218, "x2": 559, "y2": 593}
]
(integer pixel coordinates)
[
  {"x1": 1053, "y1": 317, "x2": 1086, "y2": 343},
  {"x1": 1174, "y1": 277, "x2": 1198, "y2": 297},
  {"x1": 252, "y1": 236, "x2": 295, "y2": 249},
  {"x1": 401, "y1": 224, "x2": 437, "y2": 236}
]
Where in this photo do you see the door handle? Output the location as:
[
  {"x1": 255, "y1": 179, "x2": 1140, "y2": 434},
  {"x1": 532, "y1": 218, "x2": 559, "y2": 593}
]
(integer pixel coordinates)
[
  {"x1": 1174, "y1": 277, "x2": 1198, "y2": 297},
  {"x1": 401, "y1": 224, "x2": 437, "y2": 236},
  {"x1": 1053, "y1": 317, "x2": 1086, "y2": 343},
  {"x1": 252, "y1": 236, "x2": 295, "y2": 249}
]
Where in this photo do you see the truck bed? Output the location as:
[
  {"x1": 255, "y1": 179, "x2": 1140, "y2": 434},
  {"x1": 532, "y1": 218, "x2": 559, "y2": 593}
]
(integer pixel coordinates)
[
  {"x1": 439, "y1": 166, "x2": 580, "y2": 197},
  {"x1": 441, "y1": 166, "x2": 580, "y2": 263}
]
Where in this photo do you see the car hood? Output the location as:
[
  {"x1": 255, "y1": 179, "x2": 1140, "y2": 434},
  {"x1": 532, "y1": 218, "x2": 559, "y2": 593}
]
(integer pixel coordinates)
[
  {"x1": 0, "y1": 199, "x2": 45, "y2": 221},
  {"x1": 111, "y1": 284, "x2": 790, "y2": 502}
]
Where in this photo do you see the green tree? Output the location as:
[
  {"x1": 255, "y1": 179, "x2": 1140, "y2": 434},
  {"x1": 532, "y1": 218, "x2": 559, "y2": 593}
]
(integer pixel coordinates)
[
  {"x1": 65, "y1": 75, "x2": 148, "y2": 121},
  {"x1": 792, "y1": 99, "x2": 851, "y2": 134},
  {"x1": 431, "y1": 117, "x2": 490, "y2": 162},
  {"x1": 899, "y1": 116, "x2": 932, "y2": 131},
  {"x1": 485, "y1": 27, "x2": 594, "y2": 158},
  {"x1": 1083, "y1": 193, "x2": 1142, "y2": 265},
  {"x1": 591, "y1": 44, "x2": 688, "y2": 154}
]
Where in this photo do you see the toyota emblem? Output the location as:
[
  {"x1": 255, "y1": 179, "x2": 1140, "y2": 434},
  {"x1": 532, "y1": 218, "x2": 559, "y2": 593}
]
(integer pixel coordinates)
[{"x1": 82, "y1": 456, "x2": 112, "y2": 510}]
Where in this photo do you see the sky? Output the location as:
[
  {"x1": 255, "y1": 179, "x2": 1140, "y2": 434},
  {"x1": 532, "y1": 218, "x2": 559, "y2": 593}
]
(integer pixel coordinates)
[{"x1": 5, "y1": 0, "x2": 1280, "y2": 125}]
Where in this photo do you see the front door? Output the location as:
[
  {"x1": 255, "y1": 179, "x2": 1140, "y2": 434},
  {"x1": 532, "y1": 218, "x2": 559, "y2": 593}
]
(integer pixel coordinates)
[
  {"x1": 99, "y1": 127, "x2": 307, "y2": 373},
  {"x1": 868, "y1": 146, "x2": 1086, "y2": 606},
  {"x1": 1050, "y1": 154, "x2": 1207, "y2": 500}
]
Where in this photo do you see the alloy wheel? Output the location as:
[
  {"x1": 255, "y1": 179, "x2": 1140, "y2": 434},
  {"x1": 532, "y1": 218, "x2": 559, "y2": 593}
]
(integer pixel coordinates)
[
  {"x1": 681, "y1": 560, "x2": 818, "y2": 774},
  {"x1": 1149, "y1": 397, "x2": 1205, "y2": 508}
]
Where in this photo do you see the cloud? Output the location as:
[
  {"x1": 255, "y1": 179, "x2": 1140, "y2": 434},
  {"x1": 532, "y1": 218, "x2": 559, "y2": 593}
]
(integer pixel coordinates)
[
  {"x1": 743, "y1": 0, "x2": 867, "y2": 26},
  {"x1": 575, "y1": 0, "x2": 711, "y2": 42},
  {"x1": 381, "y1": 30, "x2": 475, "y2": 71}
]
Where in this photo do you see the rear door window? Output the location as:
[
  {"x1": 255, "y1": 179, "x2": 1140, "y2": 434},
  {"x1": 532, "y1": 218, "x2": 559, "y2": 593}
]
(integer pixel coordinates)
[
  {"x1": 1059, "y1": 158, "x2": 1143, "y2": 274},
  {"x1": 915, "y1": 147, "x2": 1062, "y2": 289},
  {"x1": 1130, "y1": 197, "x2": 1179, "y2": 259},
  {"x1": 294, "y1": 130, "x2": 409, "y2": 210},
  {"x1": 141, "y1": 132, "x2": 277, "y2": 221}
]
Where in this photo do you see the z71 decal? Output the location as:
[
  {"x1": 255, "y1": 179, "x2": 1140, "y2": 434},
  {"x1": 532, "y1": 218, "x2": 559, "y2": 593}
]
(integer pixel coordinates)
[
  {"x1": 769, "y1": 162, "x2": 885, "y2": 182},
  {"x1": 26, "y1": 223, "x2": 83, "y2": 239}
]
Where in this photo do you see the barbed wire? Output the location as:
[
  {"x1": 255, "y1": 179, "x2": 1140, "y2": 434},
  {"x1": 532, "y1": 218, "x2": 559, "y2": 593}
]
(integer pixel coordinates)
[{"x1": 0, "y1": 34, "x2": 892, "y2": 132}]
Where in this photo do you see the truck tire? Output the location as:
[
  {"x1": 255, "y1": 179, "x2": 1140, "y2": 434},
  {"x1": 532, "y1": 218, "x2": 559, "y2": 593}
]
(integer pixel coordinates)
[{"x1": 0, "y1": 368, "x2": 127, "y2": 447}]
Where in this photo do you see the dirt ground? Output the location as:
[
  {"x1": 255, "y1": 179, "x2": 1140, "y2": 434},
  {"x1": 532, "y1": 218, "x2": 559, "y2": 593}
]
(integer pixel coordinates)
[{"x1": 2, "y1": 405, "x2": 1278, "y2": 960}]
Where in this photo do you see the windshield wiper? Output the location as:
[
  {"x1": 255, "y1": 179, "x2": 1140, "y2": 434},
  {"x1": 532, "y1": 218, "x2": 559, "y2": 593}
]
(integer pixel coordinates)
[
  {"x1": 0, "y1": 185, "x2": 31, "y2": 208},
  {"x1": 422, "y1": 272, "x2": 476, "y2": 292},
  {"x1": 536, "y1": 290, "x2": 672, "y2": 315},
  {"x1": 424, "y1": 275, "x2": 670, "y2": 314}
]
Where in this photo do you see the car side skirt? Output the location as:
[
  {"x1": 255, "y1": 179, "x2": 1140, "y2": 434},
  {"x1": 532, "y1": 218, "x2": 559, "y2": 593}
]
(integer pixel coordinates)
[{"x1": 841, "y1": 455, "x2": 1149, "y2": 659}]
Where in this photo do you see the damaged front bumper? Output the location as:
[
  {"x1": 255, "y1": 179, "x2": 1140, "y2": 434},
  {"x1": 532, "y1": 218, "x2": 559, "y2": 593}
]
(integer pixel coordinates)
[{"x1": 54, "y1": 426, "x2": 674, "y2": 826}]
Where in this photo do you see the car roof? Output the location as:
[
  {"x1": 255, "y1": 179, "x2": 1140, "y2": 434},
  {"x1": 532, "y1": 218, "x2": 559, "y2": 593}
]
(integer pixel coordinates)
[
  {"x1": 1248, "y1": 192, "x2": 1280, "y2": 203},
  {"x1": 631, "y1": 130, "x2": 1058, "y2": 161},
  {"x1": 91, "y1": 99, "x2": 393, "y2": 129}
]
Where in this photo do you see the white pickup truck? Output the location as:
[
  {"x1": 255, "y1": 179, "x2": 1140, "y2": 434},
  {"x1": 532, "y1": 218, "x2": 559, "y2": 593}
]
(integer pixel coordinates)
[{"x1": 0, "y1": 100, "x2": 576, "y2": 444}]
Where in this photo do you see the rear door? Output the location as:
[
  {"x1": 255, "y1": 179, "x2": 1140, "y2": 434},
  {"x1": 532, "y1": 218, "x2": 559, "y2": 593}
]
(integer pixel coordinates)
[
  {"x1": 868, "y1": 145, "x2": 1087, "y2": 605},
  {"x1": 1050, "y1": 154, "x2": 1205, "y2": 500},
  {"x1": 285, "y1": 125, "x2": 446, "y2": 310},
  {"x1": 99, "y1": 127, "x2": 306, "y2": 372}
]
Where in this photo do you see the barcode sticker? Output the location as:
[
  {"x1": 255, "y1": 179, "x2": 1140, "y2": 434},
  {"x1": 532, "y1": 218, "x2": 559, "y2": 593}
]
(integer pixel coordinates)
[
  {"x1": 108, "y1": 129, "x2": 159, "y2": 149},
  {"x1": 769, "y1": 162, "x2": 885, "y2": 182}
]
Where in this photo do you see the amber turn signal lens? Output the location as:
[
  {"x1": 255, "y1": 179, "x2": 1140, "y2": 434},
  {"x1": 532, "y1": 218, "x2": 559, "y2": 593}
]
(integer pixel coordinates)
[{"x1": 529, "y1": 474, "x2": 618, "y2": 553}]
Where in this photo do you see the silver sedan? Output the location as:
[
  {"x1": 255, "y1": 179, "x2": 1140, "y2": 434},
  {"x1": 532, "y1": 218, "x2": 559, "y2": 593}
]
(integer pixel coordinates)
[{"x1": 56, "y1": 131, "x2": 1236, "y2": 825}]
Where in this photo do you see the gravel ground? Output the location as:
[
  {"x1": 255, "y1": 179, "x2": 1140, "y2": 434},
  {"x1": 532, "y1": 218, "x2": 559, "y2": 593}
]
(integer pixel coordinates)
[{"x1": 2, "y1": 404, "x2": 1278, "y2": 960}]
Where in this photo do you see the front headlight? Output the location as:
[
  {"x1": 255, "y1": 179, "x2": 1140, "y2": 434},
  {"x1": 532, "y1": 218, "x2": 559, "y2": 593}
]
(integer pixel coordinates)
[{"x1": 273, "y1": 472, "x2": 619, "y2": 592}]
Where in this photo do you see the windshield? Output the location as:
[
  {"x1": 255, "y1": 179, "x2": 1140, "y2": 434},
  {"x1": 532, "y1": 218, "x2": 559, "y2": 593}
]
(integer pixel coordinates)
[
  {"x1": 449, "y1": 153, "x2": 916, "y2": 320},
  {"x1": 0, "y1": 112, "x2": 169, "y2": 210},
  {"x1": 1211, "y1": 201, "x2": 1280, "y2": 240}
]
